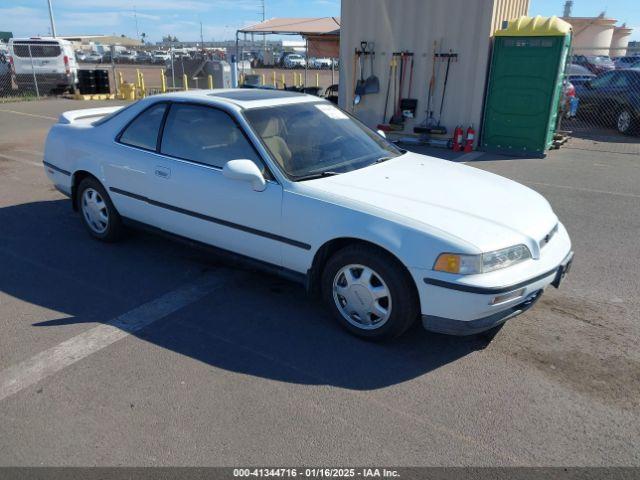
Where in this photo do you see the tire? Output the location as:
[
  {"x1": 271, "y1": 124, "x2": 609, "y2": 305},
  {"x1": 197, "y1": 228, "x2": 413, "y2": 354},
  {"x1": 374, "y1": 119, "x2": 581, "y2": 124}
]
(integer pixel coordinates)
[
  {"x1": 616, "y1": 108, "x2": 637, "y2": 135},
  {"x1": 77, "y1": 177, "x2": 124, "y2": 242},
  {"x1": 321, "y1": 244, "x2": 419, "y2": 340}
]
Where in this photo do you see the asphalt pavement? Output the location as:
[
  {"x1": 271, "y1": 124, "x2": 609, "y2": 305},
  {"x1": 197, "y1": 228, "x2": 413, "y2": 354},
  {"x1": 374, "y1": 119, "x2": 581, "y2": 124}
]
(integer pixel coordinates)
[{"x1": 0, "y1": 99, "x2": 638, "y2": 466}]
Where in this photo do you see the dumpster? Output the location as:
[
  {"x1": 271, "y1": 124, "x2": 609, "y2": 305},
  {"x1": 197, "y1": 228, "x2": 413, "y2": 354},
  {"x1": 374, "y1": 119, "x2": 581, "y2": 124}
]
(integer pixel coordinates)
[{"x1": 481, "y1": 16, "x2": 572, "y2": 157}]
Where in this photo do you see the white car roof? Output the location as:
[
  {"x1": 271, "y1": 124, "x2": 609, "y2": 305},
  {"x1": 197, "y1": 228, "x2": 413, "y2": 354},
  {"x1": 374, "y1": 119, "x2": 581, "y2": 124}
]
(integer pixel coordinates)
[{"x1": 156, "y1": 89, "x2": 321, "y2": 110}]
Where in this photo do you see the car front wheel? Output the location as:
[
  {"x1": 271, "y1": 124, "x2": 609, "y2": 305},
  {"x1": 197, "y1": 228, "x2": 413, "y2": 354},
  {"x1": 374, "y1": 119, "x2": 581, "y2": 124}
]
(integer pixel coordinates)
[
  {"x1": 616, "y1": 108, "x2": 636, "y2": 135},
  {"x1": 321, "y1": 244, "x2": 419, "y2": 340},
  {"x1": 77, "y1": 177, "x2": 124, "y2": 242}
]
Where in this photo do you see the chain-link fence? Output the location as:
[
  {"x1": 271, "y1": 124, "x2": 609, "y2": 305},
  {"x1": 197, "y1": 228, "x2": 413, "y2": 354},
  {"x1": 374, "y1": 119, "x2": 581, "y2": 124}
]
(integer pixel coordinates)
[
  {"x1": 0, "y1": 40, "x2": 80, "y2": 101},
  {"x1": 558, "y1": 45, "x2": 640, "y2": 154},
  {"x1": 1, "y1": 41, "x2": 340, "y2": 103}
]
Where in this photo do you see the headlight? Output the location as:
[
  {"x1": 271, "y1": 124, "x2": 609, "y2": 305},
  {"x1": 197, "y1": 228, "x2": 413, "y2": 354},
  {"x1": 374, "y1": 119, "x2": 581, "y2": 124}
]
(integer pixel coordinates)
[{"x1": 434, "y1": 245, "x2": 531, "y2": 275}]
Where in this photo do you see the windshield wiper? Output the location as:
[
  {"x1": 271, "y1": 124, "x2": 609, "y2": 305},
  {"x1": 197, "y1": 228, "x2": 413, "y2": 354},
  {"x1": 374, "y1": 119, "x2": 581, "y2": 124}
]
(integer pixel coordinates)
[
  {"x1": 293, "y1": 171, "x2": 341, "y2": 181},
  {"x1": 375, "y1": 156, "x2": 394, "y2": 164}
]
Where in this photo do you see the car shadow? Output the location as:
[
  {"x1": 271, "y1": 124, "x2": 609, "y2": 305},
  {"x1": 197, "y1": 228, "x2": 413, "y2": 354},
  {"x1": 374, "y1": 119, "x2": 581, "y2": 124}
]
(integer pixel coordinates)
[{"x1": 1, "y1": 199, "x2": 494, "y2": 391}]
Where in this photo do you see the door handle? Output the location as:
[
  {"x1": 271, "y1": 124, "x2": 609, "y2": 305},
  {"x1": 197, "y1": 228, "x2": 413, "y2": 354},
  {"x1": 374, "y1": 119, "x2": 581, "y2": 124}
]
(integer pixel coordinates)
[{"x1": 155, "y1": 166, "x2": 171, "y2": 179}]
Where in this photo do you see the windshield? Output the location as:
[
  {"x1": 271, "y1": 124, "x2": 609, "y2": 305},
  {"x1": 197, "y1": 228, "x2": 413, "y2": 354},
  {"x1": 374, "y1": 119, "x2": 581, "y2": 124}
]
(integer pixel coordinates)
[{"x1": 244, "y1": 102, "x2": 402, "y2": 180}]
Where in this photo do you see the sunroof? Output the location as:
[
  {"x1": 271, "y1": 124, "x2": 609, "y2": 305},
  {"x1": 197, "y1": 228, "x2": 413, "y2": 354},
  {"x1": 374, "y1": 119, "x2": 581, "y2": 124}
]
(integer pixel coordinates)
[{"x1": 210, "y1": 89, "x2": 305, "y2": 101}]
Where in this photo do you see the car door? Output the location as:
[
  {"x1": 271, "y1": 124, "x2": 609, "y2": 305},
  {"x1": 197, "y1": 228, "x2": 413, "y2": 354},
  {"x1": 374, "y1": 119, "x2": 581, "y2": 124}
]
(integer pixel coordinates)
[
  {"x1": 149, "y1": 101, "x2": 284, "y2": 267},
  {"x1": 105, "y1": 101, "x2": 169, "y2": 226}
]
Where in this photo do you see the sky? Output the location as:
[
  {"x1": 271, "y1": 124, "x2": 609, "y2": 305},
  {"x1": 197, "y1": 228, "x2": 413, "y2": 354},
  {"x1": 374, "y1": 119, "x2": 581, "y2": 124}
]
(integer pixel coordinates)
[{"x1": 1, "y1": 0, "x2": 638, "y2": 43}]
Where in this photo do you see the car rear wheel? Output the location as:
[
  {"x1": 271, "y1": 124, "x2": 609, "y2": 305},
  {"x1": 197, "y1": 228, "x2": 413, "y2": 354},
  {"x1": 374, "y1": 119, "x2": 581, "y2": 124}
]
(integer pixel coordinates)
[
  {"x1": 78, "y1": 177, "x2": 124, "y2": 242},
  {"x1": 321, "y1": 244, "x2": 419, "y2": 340},
  {"x1": 616, "y1": 108, "x2": 636, "y2": 135}
]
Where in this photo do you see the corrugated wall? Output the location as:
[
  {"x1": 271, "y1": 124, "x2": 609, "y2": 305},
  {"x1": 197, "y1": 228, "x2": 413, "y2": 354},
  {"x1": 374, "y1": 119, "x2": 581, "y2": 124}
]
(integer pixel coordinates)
[
  {"x1": 491, "y1": 0, "x2": 530, "y2": 34},
  {"x1": 339, "y1": 0, "x2": 529, "y2": 135}
]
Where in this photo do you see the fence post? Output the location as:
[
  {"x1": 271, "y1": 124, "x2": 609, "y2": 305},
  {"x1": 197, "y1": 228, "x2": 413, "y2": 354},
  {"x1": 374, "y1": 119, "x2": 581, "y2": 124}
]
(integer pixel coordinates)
[
  {"x1": 139, "y1": 72, "x2": 146, "y2": 98},
  {"x1": 27, "y1": 45, "x2": 40, "y2": 98},
  {"x1": 160, "y1": 70, "x2": 167, "y2": 93},
  {"x1": 281, "y1": 73, "x2": 285, "y2": 89},
  {"x1": 261, "y1": 73, "x2": 266, "y2": 85},
  {"x1": 207, "y1": 74, "x2": 213, "y2": 89},
  {"x1": 316, "y1": 73, "x2": 319, "y2": 88},
  {"x1": 183, "y1": 74, "x2": 188, "y2": 91},
  {"x1": 272, "y1": 71, "x2": 276, "y2": 87}
]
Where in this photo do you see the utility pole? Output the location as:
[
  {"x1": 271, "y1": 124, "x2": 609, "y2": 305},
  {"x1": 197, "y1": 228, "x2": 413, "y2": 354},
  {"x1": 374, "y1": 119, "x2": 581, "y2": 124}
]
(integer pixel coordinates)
[
  {"x1": 261, "y1": 0, "x2": 266, "y2": 48},
  {"x1": 47, "y1": 0, "x2": 57, "y2": 37},
  {"x1": 200, "y1": 21, "x2": 204, "y2": 51},
  {"x1": 133, "y1": 6, "x2": 140, "y2": 41}
]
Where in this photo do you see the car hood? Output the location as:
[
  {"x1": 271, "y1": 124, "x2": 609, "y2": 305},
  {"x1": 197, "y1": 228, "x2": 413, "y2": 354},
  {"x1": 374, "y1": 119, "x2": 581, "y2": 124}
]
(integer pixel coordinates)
[{"x1": 301, "y1": 152, "x2": 557, "y2": 256}]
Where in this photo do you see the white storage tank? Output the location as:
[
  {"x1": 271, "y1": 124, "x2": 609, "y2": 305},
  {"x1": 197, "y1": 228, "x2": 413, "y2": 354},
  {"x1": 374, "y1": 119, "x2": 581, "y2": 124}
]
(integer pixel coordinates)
[
  {"x1": 562, "y1": 16, "x2": 616, "y2": 56},
  {"x1": 610, "y1": 24, "x2": 633, "y2": 57}
]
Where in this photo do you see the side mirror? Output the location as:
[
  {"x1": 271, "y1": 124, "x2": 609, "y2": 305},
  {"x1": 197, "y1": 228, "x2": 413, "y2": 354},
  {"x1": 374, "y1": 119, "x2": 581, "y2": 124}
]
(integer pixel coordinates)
[
  {"x1": 223, "y1": 159, "x2": 266, "y2": 192},
  {"x1": 377, "y1": 129, "x2": 387, "y2": 139}
]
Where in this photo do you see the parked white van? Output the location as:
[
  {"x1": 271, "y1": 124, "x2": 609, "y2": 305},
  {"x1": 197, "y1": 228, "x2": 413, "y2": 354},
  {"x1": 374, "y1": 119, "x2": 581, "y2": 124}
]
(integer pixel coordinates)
[{"x1": 8, "y1": 37, "x2": 78, "y2": 93}]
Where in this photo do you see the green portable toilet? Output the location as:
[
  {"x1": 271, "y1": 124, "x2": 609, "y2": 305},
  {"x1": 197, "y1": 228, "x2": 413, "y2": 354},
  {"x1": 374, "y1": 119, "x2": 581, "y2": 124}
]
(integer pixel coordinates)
[{"x1": 481, "y1": 16, "x2": 572, "y2": 157}]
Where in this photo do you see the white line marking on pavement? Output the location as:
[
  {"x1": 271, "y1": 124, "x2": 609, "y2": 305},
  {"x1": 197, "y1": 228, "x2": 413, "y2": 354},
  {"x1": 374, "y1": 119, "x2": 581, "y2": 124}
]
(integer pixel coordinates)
[
  {"x1": 0, "y1": 271, "x2": 229, "y2": 402},
  {"x1": 0, "y1": 109, "x2": 57, "y2": 121},
  {"x1": 0, "y1": 153, "x2": 42, "y2": 168},
  {"x1": 525, "y1": 181, "x2": 640, "y2": 199},
  {"x1": 14, "y1": 148, "x2": 45, "y2": 157}
]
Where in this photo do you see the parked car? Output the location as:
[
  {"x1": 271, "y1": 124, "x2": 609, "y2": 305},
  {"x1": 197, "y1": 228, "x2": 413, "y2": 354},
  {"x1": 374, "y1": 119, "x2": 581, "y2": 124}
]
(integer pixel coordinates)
[
  {"x1": 152, "y1": 51, "x2": 171, "y2": 64},
  {"x1": 570, "y1": 55, "x2": 615, "y2": 75},
  {"x1": 84, "y1": 52, "x2": 103, "y2": 63},
  {"x1": 115, "y1": 50, "x2": 137, "y2": 63},
  {"x1": 8, "y1": 37, "x2": 78, "y2": 93},
  {"x1": 574, "y1": 69, "x2": 640, "y2": 135},
  {"x1": 614, "y1": 56, "x2": 640, "y2": 69},
  {"x1": 566, "y1": 63, "x2": 596, "y2": 88},
  {"x1": 135, "y1": 51, "x2": 153, "y2": 63},
  {"x1": 284, "y1": 54, "x2": 306, "y2": 69},
  {"x1": 311, "y1": 57, "x2": 334, "y2": 69},
  {"x1": 42, "y1": 90, "x2": 573, "y2": 340},
  {"x1": 75, "y1": 50, "x2": 87, "y2": 62}
]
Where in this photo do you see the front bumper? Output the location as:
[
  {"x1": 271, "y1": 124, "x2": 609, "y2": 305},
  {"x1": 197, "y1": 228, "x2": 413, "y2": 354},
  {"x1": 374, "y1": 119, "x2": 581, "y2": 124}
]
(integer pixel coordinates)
[{"x1": 419, "y1": 250, "x2": 574, "y2": 336}]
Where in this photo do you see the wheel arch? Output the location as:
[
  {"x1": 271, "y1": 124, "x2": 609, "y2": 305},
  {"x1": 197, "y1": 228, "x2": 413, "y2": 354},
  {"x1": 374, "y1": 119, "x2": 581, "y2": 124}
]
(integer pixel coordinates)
[
  {"x1": 306, "y1": 237, "x2": 419, "y2": 302},
  {"x1": 71, "y1": 170, "x2": 100, "y2": 211}
]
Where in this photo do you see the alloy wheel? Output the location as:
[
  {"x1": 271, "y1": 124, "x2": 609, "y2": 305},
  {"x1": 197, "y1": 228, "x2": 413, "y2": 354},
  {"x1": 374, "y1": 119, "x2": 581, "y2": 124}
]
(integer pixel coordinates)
[
  {"x1": 332, "y1": 264, "x2": 392, "y2": 330},
  {"x1": 617, "y1": 110, "x2": 632, "y2": 134},
  {"x1": 81, "y1": 188, "x2": 109, "y2": 234}
]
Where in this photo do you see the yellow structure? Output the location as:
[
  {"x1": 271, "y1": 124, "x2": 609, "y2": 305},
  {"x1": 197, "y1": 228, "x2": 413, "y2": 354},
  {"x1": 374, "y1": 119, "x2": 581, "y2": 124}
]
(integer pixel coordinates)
[{"x1": 495, "y1": 15, "x2": 571, "y2": 36}]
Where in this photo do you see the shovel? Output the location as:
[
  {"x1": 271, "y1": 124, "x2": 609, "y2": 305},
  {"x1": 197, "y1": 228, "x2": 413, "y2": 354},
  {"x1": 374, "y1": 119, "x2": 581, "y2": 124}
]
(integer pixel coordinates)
[
  {"x1": 363, "y1": 43, "x2": 379, "y2": 94},
  {"x1": 354, "y1": 42, "x2": 368, "y2": 102}
]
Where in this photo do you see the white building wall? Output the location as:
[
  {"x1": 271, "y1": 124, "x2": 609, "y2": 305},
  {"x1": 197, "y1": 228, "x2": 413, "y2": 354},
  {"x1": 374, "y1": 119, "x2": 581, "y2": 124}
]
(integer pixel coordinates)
[{"x1": 339, "y1": 0, "x2": 529, "y2": 135}]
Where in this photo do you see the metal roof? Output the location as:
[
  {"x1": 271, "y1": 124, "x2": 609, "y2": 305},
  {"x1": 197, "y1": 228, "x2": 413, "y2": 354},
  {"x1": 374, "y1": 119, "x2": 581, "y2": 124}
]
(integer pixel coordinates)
[{"x1": 238, "y1": 17, "x2": 340, "y2": 36}]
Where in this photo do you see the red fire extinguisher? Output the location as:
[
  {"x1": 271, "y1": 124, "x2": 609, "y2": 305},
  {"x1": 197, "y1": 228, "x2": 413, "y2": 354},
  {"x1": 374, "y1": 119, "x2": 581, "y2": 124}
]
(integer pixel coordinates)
[
  {"x1": 463, "y1": 125, "x2": 475, "y2": 153},
  {"x1": 452, "y1": 125, "x2": 464, "y2": 151}
]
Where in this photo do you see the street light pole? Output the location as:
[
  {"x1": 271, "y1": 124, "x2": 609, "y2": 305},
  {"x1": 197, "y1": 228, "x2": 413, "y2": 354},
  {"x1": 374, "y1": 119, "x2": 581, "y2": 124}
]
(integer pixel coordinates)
[{"x1": 47, "y1": 0, "x2": 57, "y2": 37}]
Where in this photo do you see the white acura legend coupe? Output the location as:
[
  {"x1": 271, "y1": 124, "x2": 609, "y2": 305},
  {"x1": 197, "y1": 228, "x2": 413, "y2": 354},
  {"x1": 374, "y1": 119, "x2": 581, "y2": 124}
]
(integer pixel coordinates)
[{"x1": 43, "y1": 89, "x2": 573, "y2": 340}]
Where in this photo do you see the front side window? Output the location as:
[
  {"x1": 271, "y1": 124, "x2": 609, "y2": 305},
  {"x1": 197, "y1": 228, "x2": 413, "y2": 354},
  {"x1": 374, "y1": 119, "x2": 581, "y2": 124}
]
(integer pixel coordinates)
[
  {"x1": 160, "y1": 103, "x2": 262, "y2": 169},
  {"x1": 119, "y1": 103, "x2": 167, "y2": 151},
  {"x1": 244, "y1": 102, "x2": 402, "y2": 180}
]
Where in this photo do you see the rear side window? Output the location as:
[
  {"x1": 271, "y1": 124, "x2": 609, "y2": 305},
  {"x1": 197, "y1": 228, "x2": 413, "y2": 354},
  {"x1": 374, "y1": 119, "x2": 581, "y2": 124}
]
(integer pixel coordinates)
[
  {"x1": 13, "y1": 42, "x2": 62, "y2": 58},
  {"x1": 160, "y1": 103, "x2": 261, "y2": 169},
  {"x1": 119, "y1": 103, "x2": 167, "y2": 151}
]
